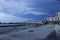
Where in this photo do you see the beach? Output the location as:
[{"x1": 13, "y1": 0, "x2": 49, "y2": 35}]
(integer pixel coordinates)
[{"x1": 0, "y1": 24, "x2": 58, "y2": 40}]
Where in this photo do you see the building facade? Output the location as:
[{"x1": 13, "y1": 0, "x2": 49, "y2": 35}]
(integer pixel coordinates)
[{"x1": 47, "y1": 12, "x2": 60, "y2": 24}]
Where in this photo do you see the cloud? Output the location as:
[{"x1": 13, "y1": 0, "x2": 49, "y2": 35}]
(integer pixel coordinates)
[
  {"x1": 0, "y1": 12, "x2": 32, "y2": 22},
  {"x1": 0, "y1": 0, "x2": 60, "y2": 22},
  {"x1": 0, "y1": 0, "x2": 47, "y2": 15}
]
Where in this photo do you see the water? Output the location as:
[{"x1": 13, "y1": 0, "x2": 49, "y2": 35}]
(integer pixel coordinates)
[{"x1": 0, "y1": 24, "x2": 20, "y2": 27}]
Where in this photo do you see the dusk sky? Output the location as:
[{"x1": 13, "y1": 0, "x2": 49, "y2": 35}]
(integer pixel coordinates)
[{"x1": 0, "y1": 0, "x2": 60, "y2": 22}]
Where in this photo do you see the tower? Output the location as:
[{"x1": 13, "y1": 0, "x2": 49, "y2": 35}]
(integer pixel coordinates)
[
  {"x1": 57, "y1": 12, "x2": 60, "y2": 17},
  {"x1": 55, "y1": 12, "x2": 60, "y2": 17},
  {"x1": 55, "y1": 12, "x2": 60, "y2": 21}
]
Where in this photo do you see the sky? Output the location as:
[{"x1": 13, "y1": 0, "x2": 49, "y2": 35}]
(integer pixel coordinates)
[{"x1": 0, "y1": 0, "x2": 60, "y2": 22}]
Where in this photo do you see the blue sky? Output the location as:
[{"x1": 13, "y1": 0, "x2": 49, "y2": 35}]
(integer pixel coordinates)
[{"x1": 0, "y1": 0, "x2": 60, "y2": 22}]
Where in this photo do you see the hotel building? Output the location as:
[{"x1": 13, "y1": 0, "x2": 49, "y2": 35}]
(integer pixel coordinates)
[{"x1": 47, "y1": 12, "x2": 60, "y2": 24}]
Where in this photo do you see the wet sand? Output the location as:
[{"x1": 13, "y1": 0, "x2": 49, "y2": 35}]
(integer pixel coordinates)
[{"x1": 0, "y1": 24, "x2": 59, "y2": 40}]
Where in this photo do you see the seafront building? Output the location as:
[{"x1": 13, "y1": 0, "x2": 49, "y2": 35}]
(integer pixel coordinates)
[{"x1": 47, "y1": 12, "x2": 60, "y2": 24}]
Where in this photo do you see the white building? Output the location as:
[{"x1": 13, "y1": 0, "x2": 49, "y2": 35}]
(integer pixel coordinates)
[{"x1": 47, "y1": 12, "x2": 60, "y2": 21}]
